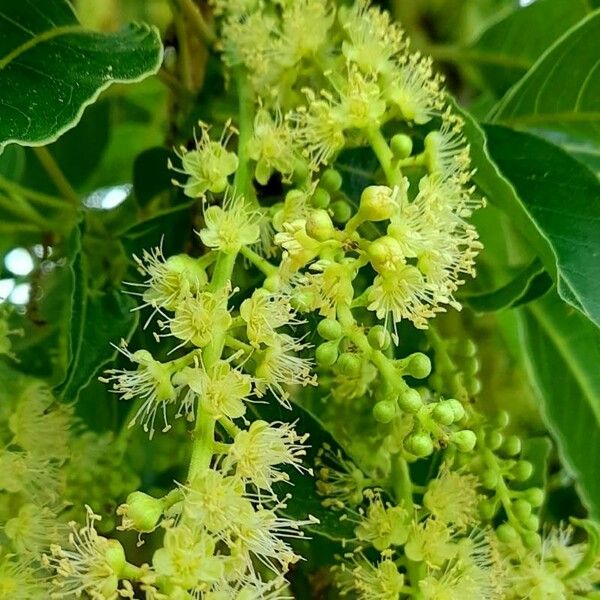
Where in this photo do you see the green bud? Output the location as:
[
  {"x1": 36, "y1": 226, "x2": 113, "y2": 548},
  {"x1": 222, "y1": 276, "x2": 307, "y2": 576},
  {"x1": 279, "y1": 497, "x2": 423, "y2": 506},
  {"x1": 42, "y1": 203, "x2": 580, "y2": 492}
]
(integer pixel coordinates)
[
  {"x1": 367, "y1": 236, "x2": 404, "y2": 274},
  {"x1": 311, "y1": 187, "x2": 331, "y2": 209},
  {"x1": 306, "y1": 209, "x2": 335, "y2": 241},
  {"x1": 523, "y1": 514, "x2": 540, "y2": 531},
  {"x1": 373, "y1": 400, "x2": 396, "y2": 424},
  {"x1": 405, "y1": 433, "x2": 434, "y2": 458},
  {"x1": 292, "y1": 161, "x2": 310, "y2": 184},
  {"x1": 390, "y1": 134, "x2": 413, "y2": 159},
  {"x1": 513, "y1": 460, "x2": 534, "y2": 482},
  {"x1": 496, "y1": 523, "x2": 518, "y2": 544},
  {"x1": 317, "y1": 318, "x2": 342, "y2": 341},
  {"x1": 165, "y1": 255, "x2": 208, "y2": 289},
  {"x1": 512, "y1": 499, "x2": 532, "y2": 521},
  {"x1": 359, "y1": 186, "x2": 397, "y2": 221},
  {"x1": 478, "y1": 499, "x2": 496, "y2": 520},
  {"x1": 316, "y1": 341, "x2": 339, "y2": 367},
  {"x1": 452, "y1": 429, "x2": 477, "y2": 453},
  {"x1": 464, "y1": 357, "x2": 481, "y2": 376},
  {"x1": 263, "y1": 274, "x2": 280, "y2": 292},
  {"x1": 486, "y1": 430, "x2": 504, "y2": 451},
  {"x1": 398, "y1": 388, "x2": 423, "y2": 414},
  {"x1": 320, "y1": 168, "x2": 343, "y2": 192},
  {"x1": 406, "y1": 353, "x2": 431, "y2": 379},
  {"x1": 432, "y1": 401, "x2": 455, "y2": 426},
  {"x1": 337, "y1": 352, "x2": 362, "y2": 377},
  {"x1": 104, "y1": 539, "x2": 127, "y2": 575},
  {"x1": 124, "y1": 491, "x2": 164, "y2": 532},
  {"x1": 447, "y1": 399, "x2": 465, "y2": 422},
  {"x1": 368, "y1": 325, "x2": 391, "y2": 350},
  {"x1": 502, "y1": 434, "x2": 522, "y2": 457},
  {"x1": 466, "y1": 377, "x2": 482, "y2": 396},
  {"x1": 523, "y1": 487, "x2": 545, "y2": 507},
  {"x1": 523, "y1": 531, "x2": 542, "y2": 550},
  {"x1": 455, "y1": 338, "x2": 477, "y2": 358},
  {"x1": 493, "y1": 411, "x2": 510, "y2": 429},
  {"x1": 480, "y1": 469, "x2": 498, "y2": 490},
  {"x1": 330, "y1": 199, "x2": 352, "y2": 223}
]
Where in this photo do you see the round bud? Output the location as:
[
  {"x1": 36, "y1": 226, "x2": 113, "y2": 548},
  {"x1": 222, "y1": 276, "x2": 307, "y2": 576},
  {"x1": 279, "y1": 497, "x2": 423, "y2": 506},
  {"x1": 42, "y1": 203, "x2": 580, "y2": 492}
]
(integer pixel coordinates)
[
  {"x1": 406, "y1": 353, "x2": 432, "y2": 379},
  {"x1": 306, "y1": 209, "x2": 334, "y2": 241},
  {"x1": 512, "y1": 499, "x2": 532, "y2": 521},
  {"x1": 447, "y1": 399, "x2": 465, "y2": 422},
  {"x1": 337, "y1": 353, "x2": 362, "y2": 377},
  {"x1": 320, "y1": 168, "x2": 343, "y2": 192},
  {"x1": 523, "y1": 514, "x2": 540, "y2": 532},
  {"x1": 464, "y1": 357, "x2": 481, "y2": 377},
  {"x1": 523, "y1": 531, "x2": 541, "y2": 550},
  {"x1": 523, "y1": 487, "x2": 545, "y2": 508},
  {"x1": 452, "y1": 430, "x2": 477, "y2": 453},
  {"x1": 486, "y1": 430, "x2": 504, "y2": 452},
  {"x1": 502, "y1": 434, "x2": 522, "y2": 457},
  {"x1": 317, "y1": 318, "x2": 342, "y2": 341},
  {"x1": 292, "y1": 161, "x2": 310, "y2": 184},
  {"x1": 496, "y1": 523, "x2": 518, "y2": 544},
  {"x1": 479, "y1": 499, "x2": 496, "y2": 520},
  {"x1": 405, "y1": 433, "x2": 434, "y2": 458},
  {"x1": 466, "y1": 377, "x2": 482, "y2": 396},
  {"x1": 368, "y1": 325, "x2": 391, "y2": 350},
  {"x1": 513, "y1": 460, "x2": 534, "y2": 482},
  {"x1": 165, "y1": 255, "x2": 208, "y2": 288},
  {"x1": 316, "y1": 341, "x2": 339, "y2": 367},
  {"x1": 124, "y1": 491, "x2": 164, "y2": 532},
  {"x1": 398, "y1": 388, "x2": 423, "y2": 414},
  {"x1": 263, "y1": 274, "x2": 280, "y2": 292},
  {"x1": 367, "y1": 236, "x2": 403, "y2": 274},
  {"x1": 311, "y1": 187, "x2": 331, "y2": 209},
  {"x1": 104, "y1": 539, "x2": 127, "y2": 575},
  {"x1": 271, "y1": 209, "x2": 285, "y2": 231},
  {"x1": 493, "y1": 411, "x2": 510, "y2": 429},
  {"x1": 432, "y1": 402, "x2": 455, "y2": 426},
  {"x1": 330, "y1": 199, "x2": 352, "y2": 223},
  {"x1": 480, "y1": 469, "x2": 499, "y2": 490},
  {"x1": 390, "y1": 134, "x2": 413, "y2": 159},
  {"x1": 455, "y1": 338, "x2": 477, "y2": 358},
  {"x1": 373, "y1": 400, "x2": 396, "y2": 424},
  {"x1": 359, "y1": 186, "x2": 396, "y2": 221}
]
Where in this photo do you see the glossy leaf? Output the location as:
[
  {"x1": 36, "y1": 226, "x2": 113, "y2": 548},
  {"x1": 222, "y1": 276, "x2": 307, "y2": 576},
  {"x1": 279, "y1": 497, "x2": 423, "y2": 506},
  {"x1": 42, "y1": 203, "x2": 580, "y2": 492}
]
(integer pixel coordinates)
[
  {"x1": 0, "y1": 0, "x2": 163, "y2": 151},
  {"x1": 491, "y1": 10, "x2": 600, "y2": 175},
  {"x1": 519, "y1": 292, "x2": 600, "y2": 519},
  {"x1": 483, "y1": 124, "x2": 600, "y2": 328}
]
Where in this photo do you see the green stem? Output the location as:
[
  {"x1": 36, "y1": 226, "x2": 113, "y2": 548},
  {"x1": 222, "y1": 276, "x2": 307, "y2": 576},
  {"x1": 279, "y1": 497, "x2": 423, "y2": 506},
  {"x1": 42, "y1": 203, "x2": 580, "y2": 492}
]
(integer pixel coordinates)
[
  {"x1": 0, "y1": 194, "x2": 52, "y2": 229},
  {"x1": 171, "y1": 2, "x2": 194, "y2": 93},
  {"x1": 219, "y1": 416, "x2": 242, "y2": 438},
  {"x1": 32, "y1": 146, "x2": 79, "y2": 206},
  {"x1": 187, "y1": 409, "x2": 216, "y2": 480},
  {"x1": 0, "y1": 175, "x2": 73, "y2": 210},
  {"x1": 240, "y1": 245, "x2": 277, "y2": 276},
  {"x1": 365, "y1": 126, "x2": 399, "y2": 185},
  {"x1": 179, "y1": 0, "x2": 216, "y2": 46},
  {"x1": 224, "y1": 335, "x2": 253, "y2": 354}
]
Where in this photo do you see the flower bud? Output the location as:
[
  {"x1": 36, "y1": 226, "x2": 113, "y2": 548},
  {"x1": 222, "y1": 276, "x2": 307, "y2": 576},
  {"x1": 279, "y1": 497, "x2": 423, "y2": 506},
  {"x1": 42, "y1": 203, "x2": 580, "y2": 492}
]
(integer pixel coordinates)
[
  {"x1": 513, "y1": 460, "x2": 533, "y2": 482},
  {"x1": 390, "y1": 134, "x2": 413, "y2": 159},
  {"x1": 368, "y1": 325, "x2": 391, "y2": 350},
  {"x1": 104, "y1": 539, "x2": 127, "y2": 575},
  {"x1": 512, "y1": 499, "x2": 532, "y2": 521},
  {"x1": 480, "y1": 469, "x2": 498, "y2": 490},
  {"x1": 451, "y1": 430, "x2": 477, "y2": 453},
  {"x1": 263, "y1": 274, "x2": 281, "y2": 292},
  {"x1": 466, "y1": 377, "x2": 482, "y2": 395},
  {"x1": 523, "y1": 487, "x2": 545, "y2": 507},
  {"x1": 478, "y1": 499, "x2": 496, "y2": 520},
  {"x1": 493, "y1": 411, "x2": 510, "y2": 429},
  {"x1": 367, "y1": 236, "x2": 404, "y2": 274},
  {"x1": 311, "y1": 187, "x2": 331, "y2": 209},
  {"x1": 359, "y1": 186, "x2": 397, "y2": 221},
  {"x1": 432, "y1": 402, "x2": 455, "y2": 426},
  {"x1": 501, "y1": 434, "x2": 522, "y2": 457},
  {"x1": 523, "y1": 514, "x2": 539, "y2": 531},
  {"x1": 523, "y1": 531, "x2": 541, "y2": 550},
  {"x1": 496, "y1": 523, "x2": 518, "y2": 543},
  {"x1": 405, "y1": 433, "x2": 434, "y2": 458},
  {"x1": 320, "y1": 168, "x2": 343, "y2": 192},
  {"x1": 486, "y1": 430, "x2": 503, "y2": 451},
  {"x1": 306, "y1": 209, "x2": 335, "y2": 241},
  {"x1": 316, "y1": 341, "x2": 339, "y2": 367},
  {"x1": 373, "y1": 400, "x2": 396, "y2": 424},
  {"x1": 463, "y1": 357, "x2": 480, "y2": 376},
  {"x1": 447, "y1": 399, "x2": 465, "y2": 422},
  {"x1": 398, "y1": 388, "x2": 422, "y2": 414},
  {"x1": 455, "y1": 338, "x2": 477, "y2": 358},
  {"x1": 406, "y1": 353, "x2": 431, "y2": 379},
  {"x1": 123, "y1": 491, "x2": 163, "y2": 532},
  {"x1": 330, "y1": 199, "x2": 352, "y2": 223},
  {"x1": 317, "y1": 318, "x2": 342, "y2": 341},
  {"x1": 337, "y1": 353, "x2": 362, "y2": 377}
]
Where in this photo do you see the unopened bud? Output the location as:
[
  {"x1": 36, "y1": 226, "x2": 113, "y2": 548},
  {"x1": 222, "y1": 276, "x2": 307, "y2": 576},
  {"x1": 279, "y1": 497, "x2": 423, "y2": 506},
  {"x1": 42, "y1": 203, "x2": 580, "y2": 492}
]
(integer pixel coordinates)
[
  {"x1": 317, "y1": 318, "x2": 342, "y2": 341},
  {"x1": 316, "y1": 341, "x2": 339, "y2": 367},
  {"x1": 359, "y1": 186, "x2": 397, "y2": 221},
  {"x1": 373, "y1": 400, "x2": 396, "y2": 424}
]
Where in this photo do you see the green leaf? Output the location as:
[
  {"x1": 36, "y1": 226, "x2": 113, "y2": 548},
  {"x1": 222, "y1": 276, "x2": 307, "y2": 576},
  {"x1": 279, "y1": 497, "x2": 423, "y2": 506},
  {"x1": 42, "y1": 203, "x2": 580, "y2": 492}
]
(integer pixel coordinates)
[
  {"x1": 491, "y1": 10, "x2": 600, "y2": 175},
  {"x1": 462, "y1": 259, "x2": 552, "y2": 312},
  {"x1": 55, "y1": 227, "x2": 138, "y2": 403},
  {"x1": 463, "y1": 0, "x2": 590, "y2": 96},
  {"x1": 483, "y1": 124, "x2": 600, "y2": 328},
  {"x1": 518, "y1": 292, "x2": 600, "y2": 519},
  {"x1": 0, "y1": 0, "x2": 163, "y2": 152},
  {"x1": 249, "y1": 399, "x2": 358, "y2": 541}
]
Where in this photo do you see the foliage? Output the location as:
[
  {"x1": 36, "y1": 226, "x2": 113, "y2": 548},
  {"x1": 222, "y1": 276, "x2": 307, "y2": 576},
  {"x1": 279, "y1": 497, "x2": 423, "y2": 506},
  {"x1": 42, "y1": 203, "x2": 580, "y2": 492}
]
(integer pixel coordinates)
[{"x1": 1, "y1": 0, "x2": 600, "y2": 598}]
